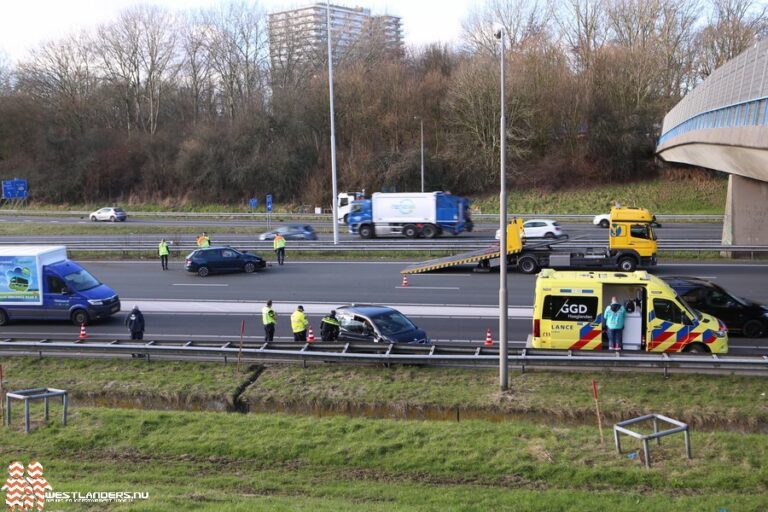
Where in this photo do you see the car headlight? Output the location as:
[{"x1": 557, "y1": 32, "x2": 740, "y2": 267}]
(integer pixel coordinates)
[
  {"x1": 88, "y1": 299, "x2": 103, "y2": 306},
  {"x1": 714, "y1": 329, "x2": 727, "y2": 338}
]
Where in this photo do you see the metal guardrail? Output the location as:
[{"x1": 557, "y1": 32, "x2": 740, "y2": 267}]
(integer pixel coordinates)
[
  {"x1": 0, "y1": 338, "x2": 765, "y2": 375},
  {"x1": 0, "y1": 209, "x2": 725, "y2": 222}
]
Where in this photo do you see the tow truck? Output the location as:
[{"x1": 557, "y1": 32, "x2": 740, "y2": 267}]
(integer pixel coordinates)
[{"x1": 402, "y1": 206, "x2": 658, "y2": 275}]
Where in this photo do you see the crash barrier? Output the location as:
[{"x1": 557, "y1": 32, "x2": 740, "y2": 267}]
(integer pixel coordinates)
[
  {"x1": 5, "y1": 387, "x2": 68, "y2": 433},
  {"x1": 0, "y1": 339, "x2": 766, "y2": 376},
  {"x1": 614, "y1": 414, "x2": 691, "y2": 468}
]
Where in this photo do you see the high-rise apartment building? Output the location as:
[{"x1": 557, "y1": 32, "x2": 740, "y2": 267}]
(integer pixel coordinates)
[{"x1": 268, "y1": 3, "x2": 403, "y2": 70}]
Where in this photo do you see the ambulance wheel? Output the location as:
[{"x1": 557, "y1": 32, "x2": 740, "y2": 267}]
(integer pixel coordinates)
[
  {"x1": 599, "y1": 219, "x2": 610, "y2": 228},
  {"x1": 244, "y1": 262, "x2": 256, "y2": 273},
  {"x1": 198, "y1": 266, "x2": 210, "y2": 277},
  {"x1": 359, "y1": 225, "x2": 374, "y2": 239},
  {"x1": 0, "y1": 309, "x2": 8, "y2": 326},
  {"x1": 742, "y1": 320, "x2": 765, "y2": 338},
  {"x1": 421, "y1": 224, "x2": 437, "y2": 239},
  {"x1": 683, "y1": 342, "x2": 708, "y2": 354},
  {"x1": 518, "y1": 257, "x2": 539, "y2": 274},
  {"x1": 403, "y1": 225, "x2": 418, "y2": 238},
  {"x1": 618, "y1": 257, "x2": 637, "y2": 272},
  {"x1": 71, "y1": 309, "x2": 89, "y2": 326}
]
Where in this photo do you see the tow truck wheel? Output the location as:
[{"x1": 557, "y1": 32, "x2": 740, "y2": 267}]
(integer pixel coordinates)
[
  {"x1": 518, "y1": 257, "x2": 540, "y2": 274},
  {"x1": 683, "y1": 342, "x2": 709, "y2": 354},
  {"x1": 742, "y1": 319, "x2": 766, "y2": 338},
  {"x1": 0, "y1": 309, "x2": 8, "y2": 326},
  {"x1": 618, "y1": 257, "x2": 637, "y2": 272},
  {"x1": 359, "y1": 225, "x2": 373, "y2": 239},
  {"x1": 599, "y1": 219, "x2": 610, "y2": 228},
  {"x1": 421, "y1": 224, "x2": 437, "y2": 239},
  {"x1": 403, "y1": 225, "x2": 418, "y2": 238},
  {"x1": 71, "y1": 309, "x2": 89, "y2": 326}
]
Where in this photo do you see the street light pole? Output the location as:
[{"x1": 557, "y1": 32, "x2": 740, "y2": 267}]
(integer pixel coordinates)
[
  {"x1": 496, "y1": 27, "x2": 508, "y2": 391},
  {"x1": 419, "y1": 119, "x2": 425, "y2": 192},
  {"x1": 327, "y1": 0, "x2": 339, "y2": 245}
]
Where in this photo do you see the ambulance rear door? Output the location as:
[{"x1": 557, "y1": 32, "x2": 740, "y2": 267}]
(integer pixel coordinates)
[{"x1": 541, "y1": 292, "x2": 602, "y2": 350}]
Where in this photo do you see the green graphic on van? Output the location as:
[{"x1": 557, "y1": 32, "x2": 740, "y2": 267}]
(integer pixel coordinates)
[{"x1": 8, "y1": 267, "x2": 31, "y2": 291}]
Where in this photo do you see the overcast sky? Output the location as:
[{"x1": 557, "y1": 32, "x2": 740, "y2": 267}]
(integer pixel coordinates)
[{"x1": 0, "y1": 0, "x2": 476, "y2": 63}]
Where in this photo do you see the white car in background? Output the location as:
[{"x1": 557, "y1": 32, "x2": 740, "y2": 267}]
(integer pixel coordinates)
[
  {"x1": 496, "y1": 219, "x2": 568, "y2": 240},
  {"x1": 89, "y1": 207, "x2": 127, "y2": 222}
]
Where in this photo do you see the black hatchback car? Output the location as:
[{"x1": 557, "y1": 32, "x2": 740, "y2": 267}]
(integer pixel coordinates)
[
  {"x1": 185, "y1": 247, "x2": 266, "y2": 277},
  {"x1": 664, "y1": 276, "x2": 768, "y2": 338},
  {"x1": 335, "y1": 305, "x2": 430, "y2": 344}
]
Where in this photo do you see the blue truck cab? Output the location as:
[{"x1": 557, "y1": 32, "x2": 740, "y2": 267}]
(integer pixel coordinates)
[{"x1": 0, "y1": 246, "x2": 120, "y2": 326}]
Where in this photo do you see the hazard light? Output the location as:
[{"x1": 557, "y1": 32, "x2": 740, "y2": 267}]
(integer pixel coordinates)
[{"x1": 533, "y1": 319, "x2": 540, "y2": 337}]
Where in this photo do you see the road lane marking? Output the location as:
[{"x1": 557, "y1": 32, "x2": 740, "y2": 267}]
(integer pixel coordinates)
[
  {"x1": 172, "y1": 283, "x2": 229, "y2": 287},
  {"x1": 395, "y1": 286, "x2": 461, "y2": 290}
]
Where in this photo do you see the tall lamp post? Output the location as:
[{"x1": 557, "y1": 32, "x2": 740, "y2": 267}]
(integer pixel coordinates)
[
  {"x1": 495, "y1": 27, "x2": 508, "y2": 391},
  {"x1": 327, "y1": 0, "x2": 339, "y2": 245},
  {"x1": 418, "y1": 118, "x2": 425, "y2": 192}
]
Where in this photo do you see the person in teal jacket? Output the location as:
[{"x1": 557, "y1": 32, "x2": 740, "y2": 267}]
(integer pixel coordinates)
[{"x1": 604, "y1": 296, "x2": 626, "y2": 350}]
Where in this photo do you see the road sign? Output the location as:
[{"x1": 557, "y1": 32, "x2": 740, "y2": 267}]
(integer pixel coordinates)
[
  {"x1": 2, "y1": 179, "x2": 28, "y2": 200},
  {"x1": 266, "y1": 194, "x2": 273, "y2": 213},
  {"x1": 249, "y1": 198, "x2": 258, "y2": 209}
]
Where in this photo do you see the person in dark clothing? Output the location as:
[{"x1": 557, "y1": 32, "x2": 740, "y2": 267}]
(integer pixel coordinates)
[
  {"x1": 125, "y1": 305, "x2": 145, "y2": 340},
  {"x1": 320, "y1": 310, "x2": 341, "y2": 341}
]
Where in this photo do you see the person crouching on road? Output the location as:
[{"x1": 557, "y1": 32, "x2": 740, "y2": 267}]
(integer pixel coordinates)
[
  {"x1": 320, "y1": 310, "x2": 340, "y2": 341},
  {"x1": 273, "y1": 233, "x2": 286, "y2": 265},
  {"x1": 262, "y1": 300, "x2": 277, "y2": 342},
  {"x1": 125, "y1": 305, "x2": 145, "y2": 340},
  {"x1": 604, "y1": 296, "x2": 626, "y2": 350},
  {"x1": 158, "y1": 238, "x2": 170, "y2": 270},
  {"x1": 197, "y1": 232, "x2": 211, "y2": 248},
  {"x1": 291, "y1": 305, "x2": 308, "y2": 342}
]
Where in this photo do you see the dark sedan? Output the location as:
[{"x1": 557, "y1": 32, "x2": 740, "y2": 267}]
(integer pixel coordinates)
[
  {"x1": 259, "y1": 225, "x2": 318, "y2": 241},
  {"x1": 185, "y1": 247, "x2": 266, "y2": 277},
  {"x1": 335, "y1": 305, "x2": 430, "y2": 344},
  {"x1": 665, "y1": 276, "x2": 768, "y2": 338}
]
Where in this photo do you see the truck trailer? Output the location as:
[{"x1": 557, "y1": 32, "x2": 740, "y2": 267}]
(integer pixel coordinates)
[
  {"x1": 0, "y1": 246, "x2": 120, "y2": 326},
  {"x1": 402, "y1": 206, "x2": 658, "y2": 274},
  {"x1": 348, "y1": 192, "x2": 474, "y2": 238}
]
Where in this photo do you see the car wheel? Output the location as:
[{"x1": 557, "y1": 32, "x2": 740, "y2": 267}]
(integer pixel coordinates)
[
  {"x1": 0, "y1": 309, "x2": 8, "y2": 326},
  {"x1": 683, "y1": 342, "x2": 709, "y2": 354},
  {"x1": 71, "y1": 309, "x2": 89, "y2": 326},
  {"x1": 244, "y1": 262, "x2": 256, "y2": 273},
  {"x1": 359, "y1": 225, "x2": 373, "y2": 239},
  {"x1": 544, "y1": 232, "x2": 555, "y2": 239},
  {"x1": 403, "y1": 225, "x2": 418, "y2": 238},
  {"x1": 421, "y1": 224, "x2": 437, "y2": 239},
  {"x1": 618, "y1": 257, "x2": 637, "y2": 272},
  {"x1": 518, "y1": 257, "x2": 539, "y2": 274},
  {"x1": 742, "y1": 319, "x2": 766, "y2": 338},
  {"x1": 90, "y1": 215, "x2": 97, "y2": 222},
  {"x1": 198, "y1": 266, "x2": 210, "y2": 277},
  {"x1": 110, "y1": 216, "x2": 116, "y2": 222},
  {"x1": 599, "y1": 219, "x2": 610, "y2": 228}
]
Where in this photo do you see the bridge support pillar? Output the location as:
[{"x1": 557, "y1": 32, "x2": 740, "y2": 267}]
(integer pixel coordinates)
[{"x1": 722, "y1": 175, "x2": 768, "y2": 256}]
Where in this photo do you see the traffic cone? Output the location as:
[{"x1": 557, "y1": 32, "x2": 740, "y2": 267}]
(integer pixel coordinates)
[
  {"x1": 307, "y1": 326, "x2": 315, "y2": 343},
  {"x1": 79, "y1": 323, "x2": 88, "y2": 339},
  {"x1": 401, "y1": 274, "x2": 409, "y2": 287},
  {"x1": 484, "y1": 328, "x2": 493, "y2": 346}
]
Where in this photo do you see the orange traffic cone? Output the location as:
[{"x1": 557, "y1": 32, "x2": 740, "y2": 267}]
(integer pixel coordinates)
[
  {"x1": 401, "y1": 274, "x2": 409, "y2": 287},
  {"x1": 484, "y1": 328, "x2": 493, "y2": 346},
  {"x1": 79, "y1": 323, "x2": 88, "y2": 339},
  {"x1": 307, "y1": 326, "x2": 315, "y2": 343}
]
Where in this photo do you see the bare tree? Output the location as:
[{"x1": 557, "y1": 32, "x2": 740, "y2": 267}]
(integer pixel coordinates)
[
  {"x1": 180, "y1": 12, "x2": 214, "y2": 123},
  {"x1": 554, "y1": 0, "x2": 608, "y2": 71},
  {"x1": 461, "y1": 0, "x2": 552, "y2": 56},
  {"x1": 0, "y1": 51, "x2": 12, "y2": 94}
]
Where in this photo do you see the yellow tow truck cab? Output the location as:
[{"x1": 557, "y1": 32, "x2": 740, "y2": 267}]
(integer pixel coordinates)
[{"x1": 529, "y1": 269, "x2": 728, "y2": 354}]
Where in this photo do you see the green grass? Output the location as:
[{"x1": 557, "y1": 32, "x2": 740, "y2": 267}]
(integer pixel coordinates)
[
  {"x1": 0, "y1": 407, "x2": 766, "y2": 510},
  {"x1": 473, "y1": 177, "x2": 727, "y2": 215}
]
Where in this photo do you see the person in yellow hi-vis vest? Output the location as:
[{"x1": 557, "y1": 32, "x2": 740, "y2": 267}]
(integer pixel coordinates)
[
  {"x1": 262, "y1": 300, "x2": 277, "y2": 342},
  {"x1": 196, "y1": 232, "x2": 211, "y2": 248},
  {"x1": 291, "y1": 305, "x2": 308, "y2": 341},
  {"x1": 158, "y1": 238, "x2": 170, "y2": 271},
  {"x1": 273, "y1": 233, "x2": 286, "y2": 265}
]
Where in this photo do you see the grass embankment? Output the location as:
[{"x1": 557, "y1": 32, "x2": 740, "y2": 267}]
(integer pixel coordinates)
[{"x1": 1, "y1": 358, "x2": 766, "y2": 510}]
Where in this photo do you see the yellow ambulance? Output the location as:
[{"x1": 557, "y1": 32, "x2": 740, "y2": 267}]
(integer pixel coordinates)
[{"x1": 529, "y1": 269, "x2": 728, "y2": 353}]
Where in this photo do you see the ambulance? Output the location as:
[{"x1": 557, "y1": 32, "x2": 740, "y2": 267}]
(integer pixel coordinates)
[{"x1": 528, "y1": 269, "x2": 728, "y2": 353}]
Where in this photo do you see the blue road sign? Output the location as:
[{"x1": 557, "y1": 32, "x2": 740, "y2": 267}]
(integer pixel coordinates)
[
  {"x1": 266, "y1": 194, "x2": 273, "y2": 213},
  {"x1": 249, "y1": 198, "x2": 258, "y2": 209},
  {"x1": 2, "y1": 179, "x2": 28, "y2": 200}
]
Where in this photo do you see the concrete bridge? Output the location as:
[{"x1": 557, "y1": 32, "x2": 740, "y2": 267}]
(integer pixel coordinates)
[{"x1": 657, "y1": 38, "x2": 768, "y2": 246}]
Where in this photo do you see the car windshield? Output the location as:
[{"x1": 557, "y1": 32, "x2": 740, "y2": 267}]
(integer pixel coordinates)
[
  {"x1": 63, "y1": 269, "x2": 101, "y2": 292},
  {"x1": 114, "y1": 208, "x2": 125, "y2": 213},
  {"x1": 675, "y1": 292, "x2": 701, "y2": 320},
  {"x1": 372, "y1": 310, "x2": 417, "y2": 336}
]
